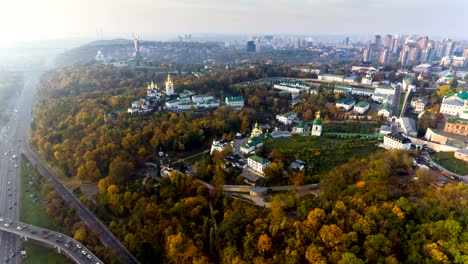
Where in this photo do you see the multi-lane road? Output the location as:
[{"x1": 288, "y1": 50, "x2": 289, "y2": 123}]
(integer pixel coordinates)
[
  {"x1": 0, "y1": 217, "x2": 103, "y2": 264},
  {"x1": 0, "y1": 69, "x2": 139, "y2": 264},
  {"x1": 0, "y1": 70, "x2": 39, "y2": 263}
]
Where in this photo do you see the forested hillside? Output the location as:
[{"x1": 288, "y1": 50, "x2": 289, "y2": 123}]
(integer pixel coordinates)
[{"x1": 32, "y1": 64, "x2": 468, "y2": 263}]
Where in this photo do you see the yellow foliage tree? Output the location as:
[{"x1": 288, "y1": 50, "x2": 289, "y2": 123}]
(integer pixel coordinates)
[
  {"x1": 73, "y1": 227, "x2": 86, "y2": 242},
  {"x1": 257, "y1": 233, "x2": 272, "y2": 253}
]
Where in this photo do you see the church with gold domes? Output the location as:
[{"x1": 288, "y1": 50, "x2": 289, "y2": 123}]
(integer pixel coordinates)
[{"x1": 240, "y1": 122, "x2": 265, "y2": 154}]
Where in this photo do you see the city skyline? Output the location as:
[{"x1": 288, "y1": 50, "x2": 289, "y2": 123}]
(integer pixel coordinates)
[{"x1": 1, "y1": 0, "x2": 468, "y2": 46}]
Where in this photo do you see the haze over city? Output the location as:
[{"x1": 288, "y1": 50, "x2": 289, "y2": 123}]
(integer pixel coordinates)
[{"x1": 1, "y1": 0, "x2": 468, "y2": 46}]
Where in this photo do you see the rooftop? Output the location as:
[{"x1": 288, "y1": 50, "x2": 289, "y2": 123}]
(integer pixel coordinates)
[
  {"x1": 444, "y1": 91, "x2": 468, "y2": 100},
  {"x1": 355, "y1": 101, "x2": 369, "y2": 108},
  {"x1": 295, "y1": 121, "x2": 307, "y2": 129},
  {"x1": 447, "y1": 118, "x2": 468, "y2": 125},
  {"x1": 226, "y1": 96, "x2": 244, "y2": 102},
  {"x1": 248, "y1": 155, "x2": 270, "y2": 165},
  {"x1": 377, "y1": 84, "x2": 395, "y2": 90},
  {"x1": 385, "y1": 133, "x2": 411, "y2": 144},
  {"x1": 278, "y1": 111, "x2": 296, "y2": 118},
  {"x1": 269, "y1": 131, "x2": 292, "y2": 138},
  {"x1": 337, "y1": 98, "x2": 356, "y2": 105},
  {"x1": 379, "y1": 103, "x2": 392, "y2": 111},
  {"x1": 456, "y1": 149, "x2": 468, "y2": 155}
]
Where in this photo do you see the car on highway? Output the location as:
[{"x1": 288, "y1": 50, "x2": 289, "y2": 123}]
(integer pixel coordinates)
[
  {"x1": 4, "y1": 223, "x2": 10, "y2": 227},
  {"x1": 16, "y1": 227, "x2": 22, "y2": 231}
]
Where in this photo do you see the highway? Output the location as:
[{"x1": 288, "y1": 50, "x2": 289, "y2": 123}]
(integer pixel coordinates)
[
  {"x1": 0, "y1": 71, "x2": 39, "y2": 263},
  {"x1": 23, "y1": 148, "x2": 139, "y2": 264},
  {"x1": 0, "y1": 217, "x2": 103, "y2": 264},
  {"x1": 0, "y1": 70, "x2": 139, "y2": 264}
]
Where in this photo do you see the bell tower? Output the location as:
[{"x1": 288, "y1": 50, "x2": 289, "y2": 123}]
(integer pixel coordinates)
[{"x1": 165, "y1": 74, "x2": 174, "y2": 96}]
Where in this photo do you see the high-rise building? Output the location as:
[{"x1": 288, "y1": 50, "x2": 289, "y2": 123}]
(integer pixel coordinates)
[
  {"x1": 384, "y1": 35, "x2": 393, "y2": 49},
  {"x1": 435, "y1": 42, "x2": 446, "y2": 58},
  {"x1": 399, "y1": 45, "x2": 410, "y2": 65},
  {"x1": 363, "y1": 45, "x2": 373, "y2": 62},
  {"x1": 407, "y1": 47, "x2": 421, "y2": 64},
  {"x1": 444, "y1": 39, "x2": 455, "y2": 57},
  {"x1": 391, "y1": 38, "x2": 400, "y2": 54},
  {"x1": 345, "y1": 37, "x2": 350, "y2": 45},
  {"x1": 380, "y1": 49, "x2": 389, "y2": 64},
  {"x1": 417, "y1": 36, "x2": 429, "y2": 50},
  {"x1": 421, "y1": 45, "x2": 434, "y2": 63},
  {"x1": 246, "y1": 41, "x2": 256, "y2": 52},
  {"x1": 463, "y1": 48, "x2": 468, "y2": 59},
  {"x1": 165, "y1": 74, "x2": 174, "y2": 96},
  {"x1": 372, "y1": 35, "x2": 382, "y2": 46}
]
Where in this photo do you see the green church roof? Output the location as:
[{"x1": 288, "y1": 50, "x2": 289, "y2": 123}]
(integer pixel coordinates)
[{"x1": 313, "y1": 118, "x2": 323, "y2": 125}]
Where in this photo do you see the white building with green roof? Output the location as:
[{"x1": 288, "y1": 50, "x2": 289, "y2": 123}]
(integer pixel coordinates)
[
  {"x1": 240, "y1": 136, "x2": 264, "y2": 154},
  {"x1": 311, "y1": 112, "x2": 323, "y2": 136},
  {"x1": 336, "y1": 98, "x2": 356, "y2": 111},
  {"x1": 247, "y1": 155, "x2": 271, "y2": 174},
  {"x1": 440, "y1": 91, "x2": 468, "y2": 117},
  {"x1": 179, "y1": 89, "x2": 195, "y2": 99},
  {"x1": 192, "y1": 95, "x2": 214, "y2": 103},
  {"x1": 354, "y1": 101, "x2": 370, "y2": 114},
  {"x1": 378, "y1": 102, "x2": 392, "y2": 117},
  {"x1": 292, "y1": 121, "x2": 308, "y2": 134},
  {"x1": 225, "y1": 96, "x2": 244, "y2": 109},
  {"x1": 273, "y1": 81, "x2": 311, "y2": 94}
]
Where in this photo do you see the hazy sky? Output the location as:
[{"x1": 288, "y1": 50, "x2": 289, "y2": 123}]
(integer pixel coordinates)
[{"x1": 1, "y1": 0, "x2": 467, "y2": 45}]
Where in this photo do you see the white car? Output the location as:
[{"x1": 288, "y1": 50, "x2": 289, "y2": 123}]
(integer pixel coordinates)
[
  {"x1": 4, "y1": 223, "x2": 10, "y2": 227},
  {"x1": 16, "y1": 227, "x2": 22, "y2": 231},
  {"x1": 0, "y1": 218, "x2": 4, "y2": 222}
]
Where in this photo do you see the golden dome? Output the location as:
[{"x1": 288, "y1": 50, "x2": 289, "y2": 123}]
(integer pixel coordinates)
[
  {"x1": 251, "y1": 122, "x2": 262, "y2": 137},
  {"x1": 166, "y1": 74, "x2": 173, "y2": 85}
]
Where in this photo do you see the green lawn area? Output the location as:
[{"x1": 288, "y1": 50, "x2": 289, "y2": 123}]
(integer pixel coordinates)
[
  {"x1": 20, "y1": 155, "x2": 72, "y2": 264},
  {"x1": 264, "y1": 135, "x2": 380, "y2": 174},
  {"x1": 323, "y1": 122, "x2": 381, "y2": 134},
  {"x1": 430, "y1": 152, "x2": 468, "y2": 175},
  {"x1": 398, "y1": 92, "x2": 407, "y2": 116},
  {"x1": 23, "y1": 243, "x2": 71, "y2": 264}
]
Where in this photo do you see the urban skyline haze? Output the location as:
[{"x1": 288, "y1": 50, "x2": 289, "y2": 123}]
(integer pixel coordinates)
[{"x1": 1, "y1": 0, "x2": 467, "y2": 46}]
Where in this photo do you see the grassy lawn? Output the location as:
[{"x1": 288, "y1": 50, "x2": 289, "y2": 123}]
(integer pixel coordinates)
[
  {"x1": 430, "y1": 152, "x2": 468, "y2": 175},
  {"x1": 264, "y1": 135, "x2": 380, "y2": 174},
  {"x1": 398, "y1": 92, "x2": 407, "y2": 116},
  {"x1": 20, "y1": 155, "x2": 72, "y2": 264},
  {"x1": 23, "y1": 243, "x2": 71, "y2": 264},
  {"x1": 323, "y1": 122, "x2": 380, "y2": 134}
]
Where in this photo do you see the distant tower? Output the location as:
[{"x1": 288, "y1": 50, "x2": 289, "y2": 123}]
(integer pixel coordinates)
[
  {"x1": 165, "y1": 74, "x2": 174, "y2": 96},
  {"x1": 132, "y1": 35, "x2": 142, "y2": 60},
  {"x1": 246, "y1": 41, "x2": 256, "y2": 52},
  {"x1": 311, "y1": 111, "x2": 323, "y2": 136}
]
